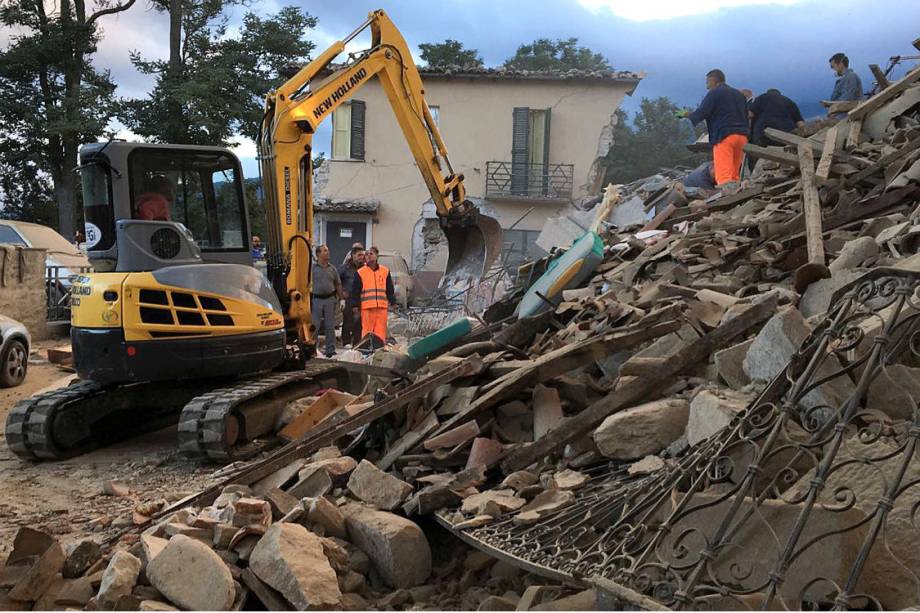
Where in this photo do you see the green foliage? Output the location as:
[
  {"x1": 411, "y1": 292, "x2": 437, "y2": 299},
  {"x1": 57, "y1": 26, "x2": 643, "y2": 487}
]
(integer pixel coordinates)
[
  {"x1": 121, "y1": 3, "x2": 317, "y2": 145},
  {"x1": 0, "y1": 0, "x2": 123, "y2": 232},
  {"x1": 504, "y1": 38, "x2": 610, "y2": 71},
  {"x1": 419, "y1": 39, "x2": 483, "y2": 68},
  {"x1": 602, "y1": 97, "x2": 708, "y2": 185}
]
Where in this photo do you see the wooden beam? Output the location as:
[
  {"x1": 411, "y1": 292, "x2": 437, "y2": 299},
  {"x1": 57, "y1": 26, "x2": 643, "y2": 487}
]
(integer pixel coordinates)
[
  {"x1": 797, "y1": 143, "x2": 825, "y2": 265},
  {"x1": 743, "y1": 143, "x2": 800, "y2": 167},
  {"x1": 815, "y1": 125, "x2": 839, "y2": 183},
  {"x1": 763, "y1": 128, "x2": 823, "y2": 151},
  {"x1": 846, "y1": 119, "x2": 863, "y2": 149},
  {"x1": 848, "y1": 64, "x2": 920, "y2": 120},
  {"x1": 500, "y1": 296, "x2": 778, "y2": 474},
  {"x1": 869, "y1": 64, "x2": 891, "y2": 91}
]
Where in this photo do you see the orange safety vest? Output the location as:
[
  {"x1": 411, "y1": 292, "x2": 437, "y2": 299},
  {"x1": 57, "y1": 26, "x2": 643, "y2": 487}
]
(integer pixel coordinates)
[{"x1": 357, "y1": 264, "x2": 390, "y2": 310}]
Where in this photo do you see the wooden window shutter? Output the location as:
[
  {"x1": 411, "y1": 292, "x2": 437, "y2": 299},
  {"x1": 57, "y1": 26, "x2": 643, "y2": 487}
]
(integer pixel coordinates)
[
  {"x1": 511, "y1": 107, "x2": 530, "y2": 196},
  {"x1": 541, "y1": 108, "x2": 551, "y2": 195},
  {"x1": 350, "y1": 100, "x2": 366, "y2": 161}
]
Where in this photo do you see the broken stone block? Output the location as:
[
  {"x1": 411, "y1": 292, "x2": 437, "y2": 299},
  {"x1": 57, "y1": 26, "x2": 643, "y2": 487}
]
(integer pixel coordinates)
[
  {"x1": 139, "y1": 535, "x2": 167, "y2": 565},
  {"x1": 264, "y1": 488, "x2": 301, "y2": 520},
  {"x1": 338, "y1": 570, "x2": 365, "y2": 594},
  {"x1": 287, "y1": 466, "x2": 333, "y2": 499},
  {"x1": 8, "y1": 538, "x2": 65, "y2": 602},
  {"x1": 230, "y1": 498, "x2": 272, "y2": 527},
  {"x1": 464, "y1": 550, "x2": 496, "y2": 572},
  {"x1": 163, "y1": 523, "x2": 211, "y2": 542},
  {"x1": 864, "y1": 364, "x2": 920, "y2": 420},
  {"x1": 628, "y1": 455, "x2": 666, "y2": 475},
  {"x1": 713, "y1": 339, "x2": 753, "y2": 390},
  {"x1": 830, "y1": 236, "x2": 879, "y2": 273},
  {"x1": 62, "y1": 540, "x2": 101, "y2": 579},
  {"x1": 347, "y1": 460, "x2": 414, "y2": 511},
  {"x1": 33, "y1": 573, "x2": 65, "y2": 610},
  {"x1": 686, "y1": 388, "x2": 751, "y2": 446},
  {"x1": 298, "y1": 456, "x2": 358, "y2": 485},
  {"x1": 460, "y1": 490, "x2": 526, "y2": 516},
  {"x1": 533, "y1": 385, "x2": 564, "y2": 440},
  {"x1": 342, "y1": 503, "x2": 432, "y2": 588},
  {"x1": 465, "y1": 437, "x2": 504, "y2": 470},
  {"x1": 517, "y1": 489, "x2": 575, "y2": 519},
  {"x1": 593, "y1": 398, "x2": 690, "y2": 460},
  {"x1": 423, "y1": 420, "x2": 480, "y2": 451},
  {"x1": 212, "y1": 523, "x2": 237, "y2": 550},
  {"x1": 743, "y1": 306, "x2": 855, "y2": 417},
  {"x1": 550, "y1": 469, "x2": 587, "y2": 490},
  {"x1": 139, "y1": 600, "x2": 179, "y2": 611},
  {"x1": 146, "y1": 534, "x2": 235, "y2": 610},
  {"x1": 501, "y1": 471, "x2": 539, "y2": 491},
  {"x1": 102, "y1": 480, "x2": 131, "y2": 497},
  {"x1": 96, "y1": 551, "x2": 141, "y2": 607},
  {"x1": 249, "y1": 523, "x2": 341, "y2": 610},
  {"x1": 304, "y1": 496, "x2": 347, "y2": 539},
  {"x1": 799, "y1": 269, "x2": 864, "y2": 318},
  {"x1": 54, "y1": 576, "x2": 94, "y2": 607}
]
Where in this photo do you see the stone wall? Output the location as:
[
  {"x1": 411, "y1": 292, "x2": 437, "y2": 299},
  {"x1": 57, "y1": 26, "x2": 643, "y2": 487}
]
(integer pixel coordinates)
[{"x1": 0, "y1": 246, "x2": 48, "y2": 340}]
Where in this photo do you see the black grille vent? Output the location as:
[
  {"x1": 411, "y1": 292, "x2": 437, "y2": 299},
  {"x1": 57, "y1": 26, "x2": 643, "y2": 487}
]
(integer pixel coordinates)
[
  {"x1": 140, "y1": 307, "x2": 174, "y2": 325},
  {"x1": 171, "y1": 292, "x2": 196, "y2": 308},
  {"x1": 207, "y1": 314, "x2": 234, "y2": 326},
  {"x1": 177, "y1": 311, "x2": 205, "y2": 326},
  {"x1": 139, "y1": 290, "x2": 168, "y2": 305},
  {"x1": 150, "y1": 228, "x2": 181, "y2": 259},
  {"x1": 199, "y1": 296, "x2": 227, "y2": 311}
]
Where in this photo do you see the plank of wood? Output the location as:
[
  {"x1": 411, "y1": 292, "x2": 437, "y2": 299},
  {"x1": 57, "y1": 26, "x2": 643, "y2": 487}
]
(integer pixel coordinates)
[
  {"x1": 797, "y1": 143, "x2": 825, "y2": 265},
  {"x1": 424, "y1": 319, "x2": 682, "y2": 442},
  {"x1": 845, "y1": 134, "x2": 920, "y2": 186},
  {"x1": 278, "y1": 389, "x2": 356, "y2": 441},
  {"x1": 640, "y1": 203, "x2": 677, "y2": 232},
  {"x1": 763, "y1": 127, "x2": 823, "y2": 151},
  {"x1": 499, "y1": 296, "x2": 778, "y2": 474},
  {"x1": 46, "y1": 346, "x2": 72, "y2": 366},
  {"x1": 824, "y1": 100, "x2": 859, "y2": 115},
  {"x1": 848, "y1": 63, "x2": 920, "y2": 120},
  {"x1": 763, "y1": 127, "x2": 869, "y2": 168},
  {"x1": 869, "y1": 64, "x2": 890, "y2": 91},
  {"x1": 846, "y1": 119, "x2": 862, "y2": 149},
  {"x1": 815, "y1": 125, "x2": 839, "y2": 182},
  {"x1": 743, "y1": 144, "x2": 799, "y2": 167}
]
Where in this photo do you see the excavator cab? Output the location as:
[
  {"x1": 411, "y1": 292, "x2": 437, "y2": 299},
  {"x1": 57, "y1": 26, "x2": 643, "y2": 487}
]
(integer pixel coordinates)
[{"x1": 80, "y1": 141, "x2": 254, "y2": 272}]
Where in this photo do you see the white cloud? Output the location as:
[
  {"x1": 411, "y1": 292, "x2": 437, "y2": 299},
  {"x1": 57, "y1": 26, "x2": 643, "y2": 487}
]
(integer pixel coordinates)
[{"x1": 578, "y1": 0, "x2": 801, "y2": 21}]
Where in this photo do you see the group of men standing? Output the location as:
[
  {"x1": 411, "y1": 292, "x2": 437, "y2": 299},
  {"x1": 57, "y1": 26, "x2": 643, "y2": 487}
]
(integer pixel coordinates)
[
  {"x1": 679, "y1": 52, "x2": 864, "y2": 191},
  {"x1": 311, "y1": 242, "x2": 396, "y2": 358}
]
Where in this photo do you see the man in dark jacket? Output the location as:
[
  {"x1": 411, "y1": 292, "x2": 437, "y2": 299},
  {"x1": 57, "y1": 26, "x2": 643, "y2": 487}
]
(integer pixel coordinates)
[
  {"x1": 680, "y1": 69, "x2": 749, "y2": 189},
  {"x1": 750, "y1": 89, "x2": 805, "y2": 146},
  {"x1": 338, "y1": 245, "x2": 365, "y2": 348}
]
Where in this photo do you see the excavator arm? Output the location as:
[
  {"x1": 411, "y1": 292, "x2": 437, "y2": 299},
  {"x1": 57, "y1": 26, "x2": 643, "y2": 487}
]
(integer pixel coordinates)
[{"x1": 257, "y1": 9, "x2": 501, "y2": 348}]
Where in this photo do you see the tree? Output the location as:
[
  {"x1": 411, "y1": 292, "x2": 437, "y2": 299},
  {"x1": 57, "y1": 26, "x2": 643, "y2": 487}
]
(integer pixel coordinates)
[
  {"x1": 419, "y1": 39, "x2": 483, "y2": 68},
  {"x1": 0, "y1": 0, "x2": 135, "y2": 237},
  {"x1": 121, "y1": 1, "x2": 317, "y2": 146},
  {"x1": 504, "y1": 38, "x2": 610, "y2": 71},
  {"x1": 602, "y1": 97, "x2": 707, "y2": 185}
]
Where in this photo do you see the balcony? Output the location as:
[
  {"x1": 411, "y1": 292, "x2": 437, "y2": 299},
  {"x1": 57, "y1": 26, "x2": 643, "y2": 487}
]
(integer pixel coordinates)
[{"x1": 485, "y1": 161, "x2": 574, "y2": 201}]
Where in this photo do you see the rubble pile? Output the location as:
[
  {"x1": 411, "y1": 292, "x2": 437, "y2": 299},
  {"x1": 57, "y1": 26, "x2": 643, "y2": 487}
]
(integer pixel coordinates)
[{"x1": 3, "y1": 67, "x2": 920, "y2": 612}]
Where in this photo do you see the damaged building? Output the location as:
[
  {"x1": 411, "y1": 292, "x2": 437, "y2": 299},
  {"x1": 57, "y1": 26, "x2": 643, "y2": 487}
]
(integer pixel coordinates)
[{"x1": 314, "y1": 65, "x2": 643, "y2": 293}]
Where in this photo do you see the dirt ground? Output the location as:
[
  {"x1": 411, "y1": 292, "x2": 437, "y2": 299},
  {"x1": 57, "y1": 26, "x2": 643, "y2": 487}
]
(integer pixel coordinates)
[{"x1": 0, "y1": 338, "x2": 216, "y2": 559}]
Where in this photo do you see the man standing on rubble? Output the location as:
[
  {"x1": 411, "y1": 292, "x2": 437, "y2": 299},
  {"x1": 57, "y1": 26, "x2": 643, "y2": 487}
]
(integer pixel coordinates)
[
  {"x1": 679, "y1": 69, "x2": 749, "y2": 190},
  {"x1": 312, "y1": 244, "x2": 345, "y2": 358},
  {"x1": 356, "y1": 246, "x2": 396, "y2": 349},
  {"x1": 747, "y1": 88, "x2": 806, "y2": 170},
  {"x1": 339, "y1": 245, "x2": 365, "y2": 348},
  {"x1": 829, "y1": 53, "x2": 863, "y2": 103}
]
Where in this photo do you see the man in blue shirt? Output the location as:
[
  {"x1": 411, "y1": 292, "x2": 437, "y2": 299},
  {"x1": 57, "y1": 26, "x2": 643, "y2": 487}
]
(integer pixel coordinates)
[
  {"x1": 680, "y1": 69, "x2": 750, "y2": 188},
  {"x1": 829, "y1": 53, "x2": 863, "y2": 102}
]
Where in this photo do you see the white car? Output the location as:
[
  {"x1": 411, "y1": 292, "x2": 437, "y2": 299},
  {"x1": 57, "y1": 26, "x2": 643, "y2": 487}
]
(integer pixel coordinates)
[{"x1": 0, "y1": 315, "x2": 29, "y2": 387}]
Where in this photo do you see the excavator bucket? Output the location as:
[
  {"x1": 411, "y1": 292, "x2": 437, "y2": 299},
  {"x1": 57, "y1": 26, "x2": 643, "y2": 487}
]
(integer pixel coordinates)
[{"x1": 441, "y1": 211, "x2": 503, "y2": 288}]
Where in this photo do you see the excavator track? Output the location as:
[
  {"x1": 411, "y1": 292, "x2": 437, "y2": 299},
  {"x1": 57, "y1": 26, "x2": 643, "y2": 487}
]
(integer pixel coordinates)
[
  {"x1": 6, "y1": 382, "x2": 105, "y2": 460},
  {"x1": 177, "y1": 362, "x2": 344, "y2": 463}
]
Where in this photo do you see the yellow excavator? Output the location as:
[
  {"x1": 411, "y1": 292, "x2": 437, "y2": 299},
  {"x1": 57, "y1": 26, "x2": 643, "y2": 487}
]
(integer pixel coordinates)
[{"x1": 5, "y1": 9, "x2": 501, "y2": 462}]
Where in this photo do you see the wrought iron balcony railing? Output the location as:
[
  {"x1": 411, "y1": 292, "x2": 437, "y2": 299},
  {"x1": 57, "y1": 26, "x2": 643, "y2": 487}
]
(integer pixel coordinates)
[{"x1": 485, "y1": 161, "x2": 574, "y2": 201}]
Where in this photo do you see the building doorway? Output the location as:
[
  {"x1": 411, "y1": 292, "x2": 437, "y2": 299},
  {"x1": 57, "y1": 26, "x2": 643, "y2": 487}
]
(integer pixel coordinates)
[{"x1": 325, "y1": 220, "x2": 368, "y2": 265}]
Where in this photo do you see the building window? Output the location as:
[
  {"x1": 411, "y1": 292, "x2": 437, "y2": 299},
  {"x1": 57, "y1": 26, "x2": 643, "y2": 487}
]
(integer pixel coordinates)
[
  {"x1": 429, "y1": 105, "x2": 440, "y2": 127},
  {"x1": 330, "y1": 100, "x2": 366, "y2": 161},
  {"x1": 511, "y1": 107, "x2": 552, "y2": 196},
  {"x1": 501, "y1": 229, "x2": 547, "y2": 270}
]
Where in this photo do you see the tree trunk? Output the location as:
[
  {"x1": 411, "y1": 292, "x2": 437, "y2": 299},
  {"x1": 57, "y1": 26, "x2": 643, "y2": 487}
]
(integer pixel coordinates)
[{"x1": 166, "y1": 0, "x2": 184, "y2": 142}]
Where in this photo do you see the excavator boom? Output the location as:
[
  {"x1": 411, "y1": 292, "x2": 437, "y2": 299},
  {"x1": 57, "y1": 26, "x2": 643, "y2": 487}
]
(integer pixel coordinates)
[{"x1": 259, "y1": 9, "x2": 502, "y2": 346}]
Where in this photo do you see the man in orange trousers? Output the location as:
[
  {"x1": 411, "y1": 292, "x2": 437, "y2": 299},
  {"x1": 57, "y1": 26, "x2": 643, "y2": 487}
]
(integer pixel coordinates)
[
  {"x1": 680, "y1": 69, "x2": 750, "y2": 189},
  {"x1": 356, "y1": 246, "x2": 396, "y2": 350}
]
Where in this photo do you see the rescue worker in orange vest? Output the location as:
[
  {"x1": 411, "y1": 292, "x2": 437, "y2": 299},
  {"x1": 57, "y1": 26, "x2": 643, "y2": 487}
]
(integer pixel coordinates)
[{"x1": 356, "y1": 246, "x2": 396, "y2": 346}]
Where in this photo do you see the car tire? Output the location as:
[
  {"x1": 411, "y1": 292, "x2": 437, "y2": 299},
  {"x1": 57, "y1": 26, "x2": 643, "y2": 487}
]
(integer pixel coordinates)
[{"x1": 0, "y1": 339, "x2": 28, "y2": 388}]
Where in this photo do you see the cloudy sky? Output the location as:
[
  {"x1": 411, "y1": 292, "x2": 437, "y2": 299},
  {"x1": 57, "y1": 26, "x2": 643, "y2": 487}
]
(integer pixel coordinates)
[{"x1": 84, "y1": 0, "x2": 920, "y2": 171}]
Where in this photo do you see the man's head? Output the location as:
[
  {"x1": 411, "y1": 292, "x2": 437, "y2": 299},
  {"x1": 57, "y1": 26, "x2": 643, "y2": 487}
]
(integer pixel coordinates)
[
  {"x1": 829, "y1": 53, "x2": 849, "y2": 75},
  {"x1": 706, "y1": 69, "x2": 726, "y2": 90},
  {"x1": 766, "y1": 88, "x2": 782, "y2": 95},
  {"x1": 739, "y1": 88, "x2": 753, "y2": 102},
  {"x1": 251, "y1": 235, "x2": 262, "y2": 248},
  {"x1": 148, "y1": 175, "x2": 175, "y2": 201},
  {"x1": 316, "y1": 244, "x2": 330, "y2": 264},
  {"x1": 351, "y1": 245, "x2": 366, "y2": 267},
  {"x1": 366, "y1": 246, "x2": 379, "y2": 267}
]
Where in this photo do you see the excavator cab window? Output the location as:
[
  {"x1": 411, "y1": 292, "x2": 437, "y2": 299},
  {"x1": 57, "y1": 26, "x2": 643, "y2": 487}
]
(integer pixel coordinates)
[
  {"x1": 128, "y1": 149, "x2": 248, "y2": 252},
  {"x1": 80, "y1": 160, "x2": 115, "y2": 252}
]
